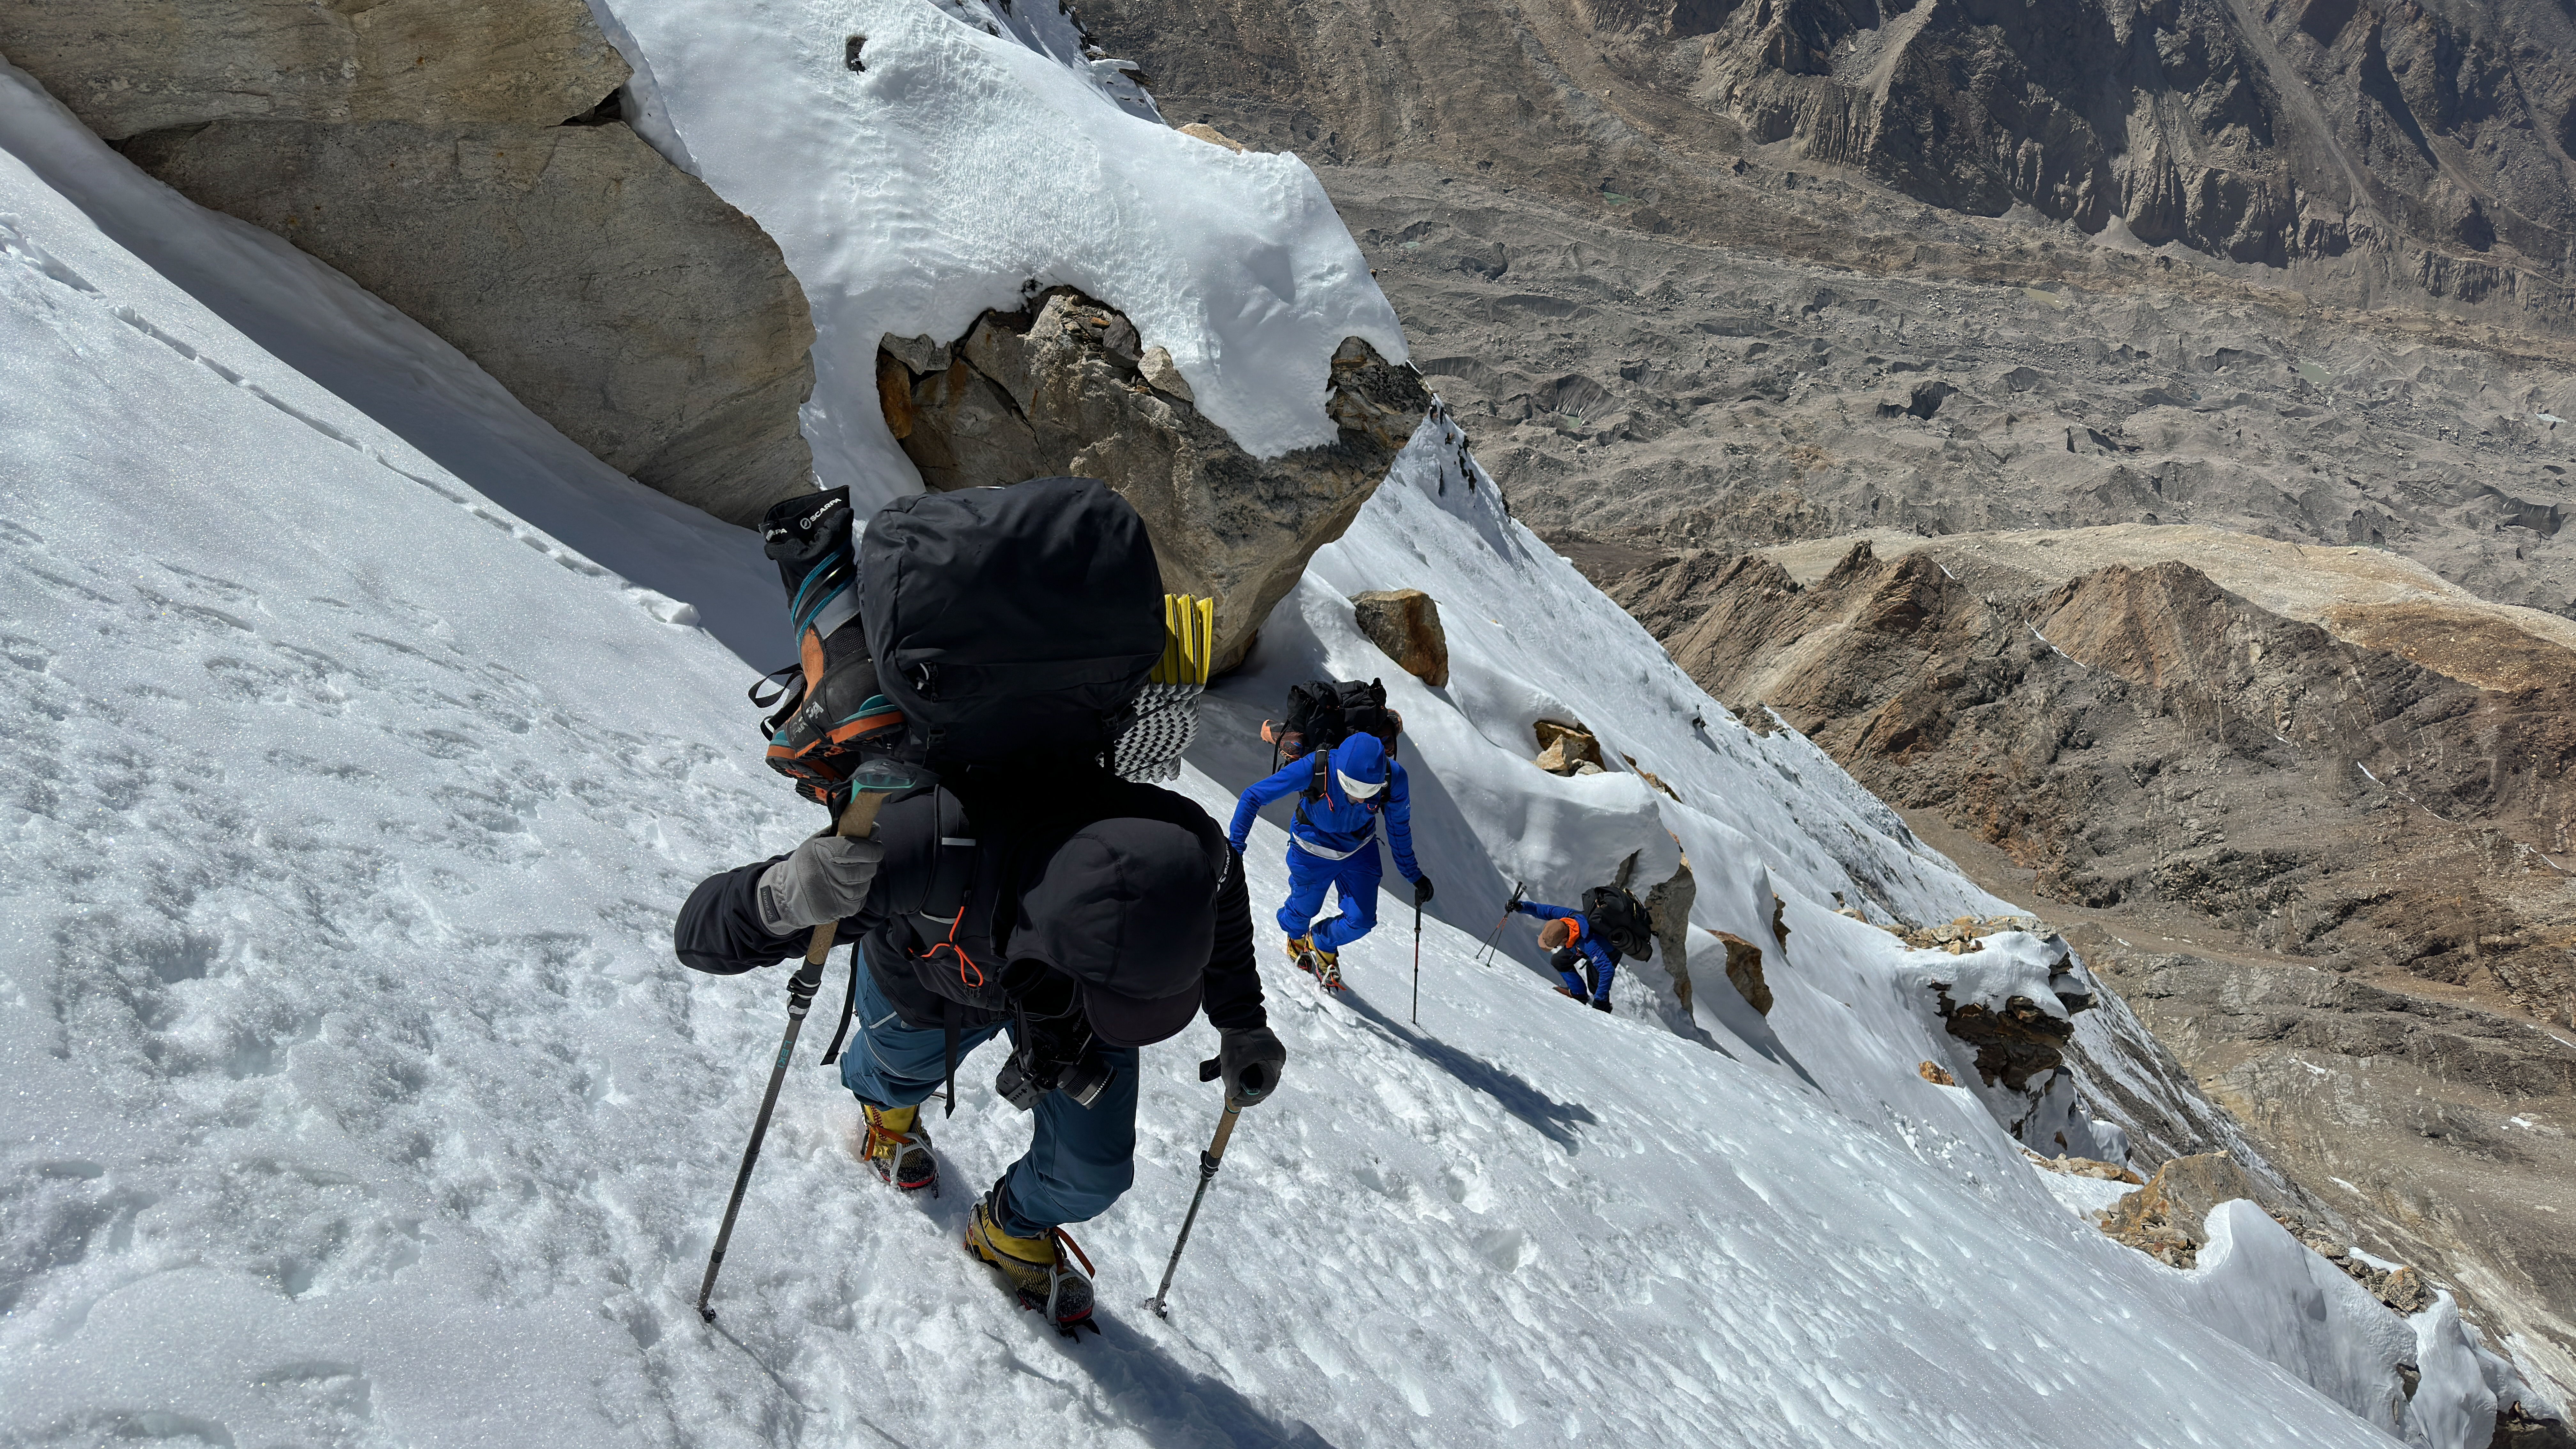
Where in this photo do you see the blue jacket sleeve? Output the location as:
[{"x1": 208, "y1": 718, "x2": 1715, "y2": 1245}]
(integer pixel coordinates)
[
  {"x1": 1513, "y1": 899, "x2": 1578, "y2": 923},
  {"x1": 1228, "y1": 756, "x2": 1312, "y2": 853},
  {"x1": 1383, "y1": 761, "x2": 1422, "y2": 882},
  {"x1": 1582, "y1": 936, "x2": 1620, "y2": 978}
]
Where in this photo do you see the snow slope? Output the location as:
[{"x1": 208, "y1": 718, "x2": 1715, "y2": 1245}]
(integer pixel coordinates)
[
  {"x1": 1, "y1": 89, "x2": 2521, "y2": 1445},
  {"x1": 0, "y1": 58, "x2": 780, "y2": 668}
]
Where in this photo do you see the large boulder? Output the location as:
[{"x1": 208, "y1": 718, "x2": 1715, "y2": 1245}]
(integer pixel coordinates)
[
  {"x1": 117, "y1": 119, "x2": 816, "y2": 525},
  {"x1": 4, "y1": 0, "x2": 819, "y2": 525},
  {"x1": 882, "y1": 288, "x2": 1431, "y2": 673},
  {"x1": 0, "y1": 0, "x2": 628, "y2": 138},
  {"x1": 1350, "y1": 588, "x2": 1448, "y2": 687}
]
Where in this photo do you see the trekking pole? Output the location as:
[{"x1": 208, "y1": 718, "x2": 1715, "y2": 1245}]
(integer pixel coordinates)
[
  {"x1": 696, "y1": 778, "x2": 898, "y2": 1323},
  {"x1": 1146, "y1": 1057, "x2": 1248, "y2": 1318},
  {"x1": 1475, "y1": 884, "x2": 1525, "y2": 968},
  {"x1": 1411, "y1": 900, "x2": 1422, "y2": 1024}
]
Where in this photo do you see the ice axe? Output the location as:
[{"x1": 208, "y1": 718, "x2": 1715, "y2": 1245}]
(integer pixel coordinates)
[
  {"x1": 696, "y1": 761, "x2": 912, "y2": 1323},
  {"x1": 1145, "y1": 1056, "x2": 1253, "y2": 1318}
]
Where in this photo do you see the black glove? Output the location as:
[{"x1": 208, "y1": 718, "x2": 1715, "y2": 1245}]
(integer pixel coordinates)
[
  {"x1": 755, "y1": 833, "x2": 886, "y2": 933},
  {"x1": 1217, "y1": 1025, "x2": 1286, "y2": 1106},
  {"x1": 1413, "y1": 875, "x2": 1435, "y2": 906}
]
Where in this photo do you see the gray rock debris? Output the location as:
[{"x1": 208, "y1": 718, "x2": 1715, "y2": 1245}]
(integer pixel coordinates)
[{"x1": 881, "y1": 288, "x2": 1430, "y2": 674}]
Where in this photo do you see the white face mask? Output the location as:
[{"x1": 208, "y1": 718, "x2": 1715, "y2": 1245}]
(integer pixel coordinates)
[{"x1": 1337, "y1": 770, "x2": 1384, "y2": 800}]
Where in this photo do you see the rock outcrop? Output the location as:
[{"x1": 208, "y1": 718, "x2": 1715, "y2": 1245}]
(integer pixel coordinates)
[
  {"x1": 1350, "y1": 588, "x2": 1449, "y2": 687},
  {"x1": 3, "y1": 0, "x2": 819, "y2": 525},
  {"x1": 881, "y1": 289, "x2": 1430, "y2": 673},
  {"x1": 0, "y1": 0, "x2": 626, "y2": 137},
  {"x1": 1713, "y1": 930, "x2": 1770, "y2": 1017},
  {"x1": 122, "y1": 120, "x2": 816, "y2": 524},
  {"x1": 1643, "y1": 856, "x2": 1698, "y2": 1010},
  {"x1": 1530, "y1": 719, "x2": 1604, "y2": 776}
]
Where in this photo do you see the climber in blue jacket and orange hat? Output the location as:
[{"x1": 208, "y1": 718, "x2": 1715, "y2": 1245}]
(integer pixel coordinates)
[
  {"x1": 1511, "y1": 897, "x2": 1619, "y2": 1012},
  {"x1": 1227, "y1": 731, "x2": 1430, "y2": 990}
]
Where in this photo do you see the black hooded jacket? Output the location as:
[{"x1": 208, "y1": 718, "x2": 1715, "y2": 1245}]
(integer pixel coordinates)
[{"x1": 674, "y1": 765, "x2": 1264, "y2": 1040}]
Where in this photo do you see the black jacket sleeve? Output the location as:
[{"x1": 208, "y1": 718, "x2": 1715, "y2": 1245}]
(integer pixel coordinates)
[
  {"x1": 1198, "y1": 848, "x2": 1266, "y2": 1032},
  {"x1": 674, "y1": 854, "x2": 804, "y2": 975}
]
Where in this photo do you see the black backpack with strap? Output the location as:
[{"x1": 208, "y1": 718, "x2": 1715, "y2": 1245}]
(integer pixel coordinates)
[
  {"x1": 1268, "y1": 678, "x2": 1401, "y2": 765},
  {"x1": 862, "y1": 478, "x2": 1166, "y2": 768},
  {"x1": 1582, "y1": 884, "x2": 1656, "y2": 961}
]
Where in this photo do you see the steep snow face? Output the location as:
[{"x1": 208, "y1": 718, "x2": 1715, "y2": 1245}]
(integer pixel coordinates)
[
  {"x1": 600, "y1": 0, "x2": 1407, "y2": 505},
  {"x1": 1, "y1": 126, "x2": 2499, "y2": 1444},
  {"x1": 0, "y1": 60, "x2": 778, "y2": 667}
]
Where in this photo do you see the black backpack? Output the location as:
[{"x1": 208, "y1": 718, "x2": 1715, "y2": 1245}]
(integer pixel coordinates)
[
  {"x1": 862, "y1": 478, "x2": 1166, "y2": 767},
  {"x1": 1268, "y1": 678, "x2": 1401, "y2": 765},
  {"x1": 1582, "y1": 884, "x2": 1656, "y2": 961}
]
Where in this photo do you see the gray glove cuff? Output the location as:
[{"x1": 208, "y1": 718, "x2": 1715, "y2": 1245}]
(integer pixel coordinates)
[{"x1": 756, "y1": 833, "x2": 886, "y2": 935}]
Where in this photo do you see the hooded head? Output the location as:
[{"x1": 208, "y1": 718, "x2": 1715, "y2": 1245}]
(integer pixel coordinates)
[
  {"x1": 1333, "y1": 731, "x2": 1389, "y2": 801},
  {"x1": 1012, "y1": 817, "x2": 1218, "y2": 1047}
]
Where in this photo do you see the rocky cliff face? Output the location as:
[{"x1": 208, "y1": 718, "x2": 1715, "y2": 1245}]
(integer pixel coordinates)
[
  {"x1": 2, "y1": 0, "x2": 817, "y2": 525},
  {"x1": 881, "y1": 289, "x2": 1431, "y2": 672},
  {"x1": 1085, "y1": 0, "x2": 2576, "y2": 331}
]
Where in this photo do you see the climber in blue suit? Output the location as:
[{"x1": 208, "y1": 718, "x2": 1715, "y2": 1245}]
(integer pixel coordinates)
[
  {"x1": 1227, "y1": 732, "x2": 1430, "y2": 989},
  {"x1": 1511, "y1": 898, "x2": 1619, "y2": 1012}
]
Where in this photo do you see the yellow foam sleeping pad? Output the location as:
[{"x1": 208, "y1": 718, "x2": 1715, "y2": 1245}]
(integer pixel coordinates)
[{"x1": 1152, "y1": 594, "x2": 1216, "y2": 686}]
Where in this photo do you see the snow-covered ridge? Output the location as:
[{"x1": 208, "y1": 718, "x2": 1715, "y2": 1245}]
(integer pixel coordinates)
[
  {"x1": 0, "y1": 18, "x2": 2551, "y2": 1449},
  {"x1": 602, "y1": 0, "x2": 1406, "y2": 508}
]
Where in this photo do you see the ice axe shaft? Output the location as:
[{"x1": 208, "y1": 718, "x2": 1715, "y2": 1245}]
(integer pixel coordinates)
[
  {"x1": 1146, "y1": 1058, "x2": 1244, "y2": 1318},
  {"x1": 696, "y1": 786, "x2": 890, "y2": 1323},
  {"x1": 1411, "y1": 900, "x2": 1422, "y2": 1024}
]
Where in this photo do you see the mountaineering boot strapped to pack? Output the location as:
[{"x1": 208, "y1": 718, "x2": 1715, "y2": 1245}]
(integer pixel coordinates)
[
  {"x1": 967, "y1": 1180, "x2": 1098, "y2": 1337},
  {"x1": 861, "y1": 1102, "x2": 937, "y2": 1194},
  {"x1": 755, "y1": 488, "x2": 907, "y2": 805}
]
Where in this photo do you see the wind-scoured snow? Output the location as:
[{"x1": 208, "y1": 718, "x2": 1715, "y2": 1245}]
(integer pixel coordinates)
[
  {"x1": 1, "y1": 85, "x2": 2516, "y2": 1445},
  {"x1": 0, "y1": 59, "x2": 783, "y2": 668},
  {"x1": 598, "y1": 0, "x2": 1407, "y2": 505}
]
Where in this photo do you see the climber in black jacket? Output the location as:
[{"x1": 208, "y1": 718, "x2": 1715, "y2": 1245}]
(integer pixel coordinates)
[{"x1": 674, "y1": 759, "x2": 1280, "y2": 1335}]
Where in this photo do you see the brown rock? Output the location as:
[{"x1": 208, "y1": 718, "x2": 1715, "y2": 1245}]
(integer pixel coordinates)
[
  {"x1": 2099, "y1": 1152, "x2": 2293, "y2": 1269},
  {"x1": 1932, "y1": 986, "x2": 2073, "y2": 1093},
  {"x1": 0, "y1": 0, "x2": 630, "y2": 139},
  {"x1": 1350, "y1": 589, "x2": 1449, "y2": 687},
  {"x1": 121, "y1": 119, "x2": 818, "y2": 524},
  {"x1": 1715, "y1": 931, "x2": 1772, "y2": 1016},
  {"x1": 1530, "y1": 719, "x2": 1602, "y2": 775},
  {"x1": 1918, "y1": 1059, "x2": 1958, "y2": 1086},
  {"x1": 884, "y1": 289, "x2": 1429, "y2": 673},
  {"x1": 1177, "y1": 122, "x2": 1247, "y2": 153}
]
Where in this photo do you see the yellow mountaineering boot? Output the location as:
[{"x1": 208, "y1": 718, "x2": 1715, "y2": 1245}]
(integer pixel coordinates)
[
  {"x1": 966, "y1": 1182, "x2": 1096, "y2": 1335},
  {"x1": 1285, "y1": 934, "x2": 1344, "y2": 991},
  {"x1": 861, "y1": 1103, "x2": 937, "y2": 1194}
]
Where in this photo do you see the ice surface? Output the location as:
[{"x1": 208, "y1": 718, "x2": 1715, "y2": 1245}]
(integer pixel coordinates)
[{"x1": 598, "y1": 0, "x2": 1407, "y2": 505}]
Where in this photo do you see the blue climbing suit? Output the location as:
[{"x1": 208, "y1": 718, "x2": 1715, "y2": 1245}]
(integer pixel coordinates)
[
  {"x1": 1228, "y1": 732, "x2": 1422, "y2": 957},
  {"x1": 1514, "y1": 899, "x2": 1619, "y2": 1001}
]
